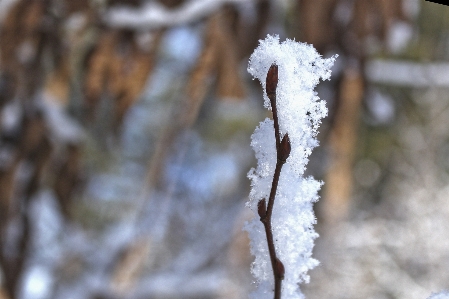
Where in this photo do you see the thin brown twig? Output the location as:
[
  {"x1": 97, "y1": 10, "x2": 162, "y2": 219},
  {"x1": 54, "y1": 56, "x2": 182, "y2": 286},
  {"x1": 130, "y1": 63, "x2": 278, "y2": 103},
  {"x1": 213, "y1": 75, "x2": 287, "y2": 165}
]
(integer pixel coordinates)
[{"x1": 258, "y1": 64, "x2": 290, "y2": 299}]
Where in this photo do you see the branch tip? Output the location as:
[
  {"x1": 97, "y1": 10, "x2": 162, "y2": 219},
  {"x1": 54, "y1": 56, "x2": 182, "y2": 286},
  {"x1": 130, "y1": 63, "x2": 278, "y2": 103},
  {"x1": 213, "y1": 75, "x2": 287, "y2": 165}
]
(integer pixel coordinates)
[
  {"x1": 277, "y1": 133, "x2": 291, "y2": 163},
  {"x1": 258, "y1": 198, "x2": 267, "y2": 220},
  {"x1": 275, "y1": 258, "x2": 285, "y2": 280},
  {"x1": 266, "y1": 64, "x2": 278, "y2": 99}
]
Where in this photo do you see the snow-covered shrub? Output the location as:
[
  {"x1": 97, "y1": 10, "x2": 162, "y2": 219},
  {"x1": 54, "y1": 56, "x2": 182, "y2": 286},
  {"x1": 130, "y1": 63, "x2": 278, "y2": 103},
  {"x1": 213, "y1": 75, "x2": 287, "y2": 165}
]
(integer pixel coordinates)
[{"x1": 244, "y1": 34, "x2": 336, "y2": 298}]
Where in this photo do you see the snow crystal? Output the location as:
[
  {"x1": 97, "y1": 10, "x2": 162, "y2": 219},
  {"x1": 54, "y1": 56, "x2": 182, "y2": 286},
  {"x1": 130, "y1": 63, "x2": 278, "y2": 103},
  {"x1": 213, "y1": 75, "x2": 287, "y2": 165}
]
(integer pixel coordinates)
[
  {"x1": 247, "y1": 34, "x2": 336, "y2": 177},
  {"x1": 244, "y1": 35, "x2": 336, "y2": 298}
]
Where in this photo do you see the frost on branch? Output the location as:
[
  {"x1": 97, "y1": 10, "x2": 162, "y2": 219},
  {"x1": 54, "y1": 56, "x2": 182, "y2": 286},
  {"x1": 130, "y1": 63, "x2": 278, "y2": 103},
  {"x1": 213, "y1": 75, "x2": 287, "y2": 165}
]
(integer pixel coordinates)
[{"x1": 244, "y1": 35, "x2": 336, "y2": 298}]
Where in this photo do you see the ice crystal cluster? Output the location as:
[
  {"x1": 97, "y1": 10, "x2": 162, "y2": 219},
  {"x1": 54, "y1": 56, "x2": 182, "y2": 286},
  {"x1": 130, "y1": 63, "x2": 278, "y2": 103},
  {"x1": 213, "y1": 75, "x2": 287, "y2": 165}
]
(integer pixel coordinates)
[{"x1": 244, "y1": 35, "x2": 336, "y2": 298}]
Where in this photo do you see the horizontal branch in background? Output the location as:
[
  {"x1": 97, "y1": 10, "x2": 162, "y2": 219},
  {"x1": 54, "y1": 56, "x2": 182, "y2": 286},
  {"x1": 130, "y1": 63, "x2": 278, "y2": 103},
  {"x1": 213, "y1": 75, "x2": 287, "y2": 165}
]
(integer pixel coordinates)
[
  {"x1": 366, "y1": 60, "x2": 449, "y2": 87},
  {"x1": 103, "y1": 0, "x2": 255, "y2": 29}
]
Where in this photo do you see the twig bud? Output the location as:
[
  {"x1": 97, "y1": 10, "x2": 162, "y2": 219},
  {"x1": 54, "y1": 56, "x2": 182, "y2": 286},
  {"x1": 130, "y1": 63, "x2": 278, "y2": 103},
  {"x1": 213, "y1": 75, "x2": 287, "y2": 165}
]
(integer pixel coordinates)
[
  {"x1": 257, "y1": 198, "x2": 267, "y2": 220},
  {"x1": 266, "y1": 64, "x2": 278, "y2": 99},
  {"x1": 277, "y1": 133, "x2": 291, "y2": 163},
  {"x1": 275, "y1": 258, "x2": 285, "y2": 280}
]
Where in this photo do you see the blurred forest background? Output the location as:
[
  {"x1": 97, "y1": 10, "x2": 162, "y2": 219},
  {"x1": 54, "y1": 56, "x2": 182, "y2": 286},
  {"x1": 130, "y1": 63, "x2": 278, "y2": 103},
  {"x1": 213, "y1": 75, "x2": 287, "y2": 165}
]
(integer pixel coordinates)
[{"x1": 0, "y1": 0, "x2": 449, "y2": 298}]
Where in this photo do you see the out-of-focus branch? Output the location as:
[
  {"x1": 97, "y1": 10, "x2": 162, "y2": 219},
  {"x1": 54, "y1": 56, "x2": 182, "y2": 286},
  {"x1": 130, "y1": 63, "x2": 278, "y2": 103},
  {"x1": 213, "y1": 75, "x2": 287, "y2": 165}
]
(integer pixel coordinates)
[
  {"x1": 322, "y1": 67, "x2": 364, "y2": 224},
  {"x1": 110, "y1": 13, "x2": 229, "y2": 295},
  {"x1": 0, "y1": 287, "x2": 10, "y2": 299},
  {"x1": 103, "y1": 0, "x2": 255, "y2": 30}
]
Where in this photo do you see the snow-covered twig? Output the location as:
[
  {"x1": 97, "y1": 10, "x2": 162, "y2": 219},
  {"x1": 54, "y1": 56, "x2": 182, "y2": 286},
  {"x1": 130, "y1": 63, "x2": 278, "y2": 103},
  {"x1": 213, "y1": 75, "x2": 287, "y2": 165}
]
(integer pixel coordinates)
[
  {"x1": 103, "y1": 0, "x2": 253, "y2": 30},
  {"x1": 245, "y1": 35, "x2": 336, "y2": 298},
  {"x1": 257, "y1": 64, "x2": 289, "y2": 299}
]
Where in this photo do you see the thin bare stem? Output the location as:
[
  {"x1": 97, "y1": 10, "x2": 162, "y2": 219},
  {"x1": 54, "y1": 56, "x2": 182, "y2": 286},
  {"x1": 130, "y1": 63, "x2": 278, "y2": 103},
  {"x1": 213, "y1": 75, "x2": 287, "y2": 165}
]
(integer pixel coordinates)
[
  {"x1": 266, "y1": 64, "x2": 280, "y2": 147},
  {"x1": 258, "y1": 64, "x2": 290, "y2": 299}
]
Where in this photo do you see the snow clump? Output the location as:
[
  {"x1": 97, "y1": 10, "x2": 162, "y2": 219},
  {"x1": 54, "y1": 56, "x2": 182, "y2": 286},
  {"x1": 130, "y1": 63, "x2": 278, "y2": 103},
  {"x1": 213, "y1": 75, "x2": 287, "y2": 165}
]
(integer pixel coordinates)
[{"x1": 244, "y1": 34, "x2": 337, "y2": 298}]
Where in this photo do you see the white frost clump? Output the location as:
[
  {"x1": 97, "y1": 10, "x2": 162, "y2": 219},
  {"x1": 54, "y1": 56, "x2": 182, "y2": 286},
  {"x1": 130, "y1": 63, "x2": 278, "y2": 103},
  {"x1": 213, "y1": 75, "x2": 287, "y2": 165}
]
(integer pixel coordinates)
[
  {"x1": 244, "y1": 35, "x2": 336, "y2": 298},
  {"x1": 428, "y1": 291, "x2": 449, "y2": 299}
]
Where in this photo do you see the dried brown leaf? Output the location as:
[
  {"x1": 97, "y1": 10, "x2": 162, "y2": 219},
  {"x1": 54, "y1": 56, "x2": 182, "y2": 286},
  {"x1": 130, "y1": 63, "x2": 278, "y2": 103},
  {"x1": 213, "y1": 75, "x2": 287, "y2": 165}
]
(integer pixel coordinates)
[
  {"x1": 0, "y1": 0, "x2": 44, "y2": 73},
  {"x1": 85, "y1": 29, "x2": 162, "y2": 129},
  {"x1": 158, "y1": 0, "x2": 184, "y2": 8},
  {"x1": 214, "y1": 17, "x2": 246, "y2": 100},
  {"x1": 54, "y1": 144, "x2": 82, "y2": 218},
  {"x1": 351, "y1": 0, "x2": 407, "y2": 43},
  {"x1": 44, "y1": 57, "x2": 71, "y2": 105},
  {"x1": 0, "y1": 165, "x2": 19, "y2": 230},
  {"x1": 84, "y1": 32, "x2": 117, "y2": 117},
  {"x1": 111, "y1": 239, "x2": 151, "y2": 294},
  {"x1": 19, "y1": 114, "x2": 47, "y2": 157},
  {"x1": 181, "y1": 15, "x2": 220, "y2": 126},
  {"x1": 110, "y1": 31, "x2": 163, "y2": 130},
  {"x1": 295, "y1": 0, "x2": 338, "y2": 51},
  {"x1": 24, "y1": 137, "x2": 52, "y2": 197},
  {"x1": 63, "y1": 0, "x2": 90, "y2": 14},
  {"x1": 108, "y1": 0, "x2": 142, "y2": 7}
]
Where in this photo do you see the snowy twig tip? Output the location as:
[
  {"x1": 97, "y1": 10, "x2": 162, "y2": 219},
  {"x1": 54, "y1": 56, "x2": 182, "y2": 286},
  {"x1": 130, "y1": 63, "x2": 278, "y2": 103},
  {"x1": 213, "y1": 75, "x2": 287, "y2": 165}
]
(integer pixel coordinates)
[
  {"x1": 245, "y1": 34, "x2": 337, "y2": 298},
  {"x1": 266, "y1": 64, "x2": 278, "y2": 97}
]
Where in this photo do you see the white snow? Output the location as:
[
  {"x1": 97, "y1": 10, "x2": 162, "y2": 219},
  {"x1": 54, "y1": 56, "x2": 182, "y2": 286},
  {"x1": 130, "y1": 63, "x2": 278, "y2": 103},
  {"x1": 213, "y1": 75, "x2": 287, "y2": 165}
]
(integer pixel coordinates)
[
  {"x1": 104, "y1": 0, "x2": 254, "y2": 30},
  {"x1": 366, "y1": 88, "x2": 395, "y2": 124},
  {"x1": 387, "y1": 21, "x2": 414, "y2": 54},
  {"x1": 428, "y1": 291, "x2": 449, "y2": 299},
  {"x1": 21, "y1": 265, "x2": 53, "y2": 299},
  {"x1": 162, "y1": 26, "x2": 202, "y2": 66},
  {"x1": 244, "y1": 35, "x2": 336, "y2": 298}
]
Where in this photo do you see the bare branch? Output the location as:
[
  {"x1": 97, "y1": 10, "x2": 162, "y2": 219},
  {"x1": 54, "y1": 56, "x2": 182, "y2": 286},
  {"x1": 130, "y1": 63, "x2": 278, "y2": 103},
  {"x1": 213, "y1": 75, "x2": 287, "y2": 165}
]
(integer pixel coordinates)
[{"x1": 258, "y1": 64, "x2": 289, "y2": 299}]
